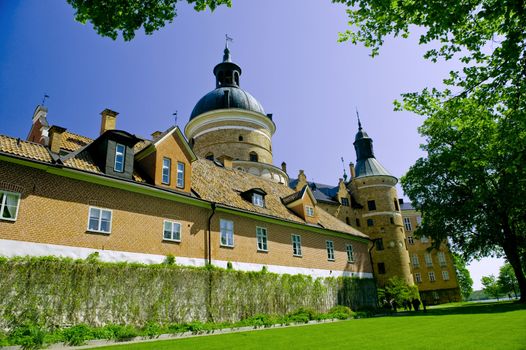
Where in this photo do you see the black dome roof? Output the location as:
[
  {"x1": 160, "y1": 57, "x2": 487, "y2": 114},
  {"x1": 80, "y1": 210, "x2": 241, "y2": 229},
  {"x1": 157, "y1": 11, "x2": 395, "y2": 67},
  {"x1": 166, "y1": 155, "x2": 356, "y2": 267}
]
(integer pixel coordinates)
[{"x1": 190, "y1": 86, "x2": 265, "y2": 120}]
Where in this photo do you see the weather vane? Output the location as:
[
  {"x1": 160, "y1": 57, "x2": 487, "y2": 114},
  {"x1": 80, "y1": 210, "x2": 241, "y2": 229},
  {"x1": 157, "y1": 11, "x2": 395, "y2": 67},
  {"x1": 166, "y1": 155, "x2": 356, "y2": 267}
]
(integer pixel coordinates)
[
  {"x1": 172, "y1": 111, "x2": 178, "y2": 126},
  {"x1": 42, "y1": 94, "x2": 50, "y2": 106},
  {"x1": 356, "y1": 107, "x2": 362, "y2": 130},
  {"x1": 225, "y1": 34, "x2": 233, "y2": 48}
]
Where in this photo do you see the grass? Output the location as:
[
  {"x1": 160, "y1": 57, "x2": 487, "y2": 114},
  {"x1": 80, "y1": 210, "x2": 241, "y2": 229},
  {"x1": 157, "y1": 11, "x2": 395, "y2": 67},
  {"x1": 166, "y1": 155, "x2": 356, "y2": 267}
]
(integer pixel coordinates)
[{"x1": 90, "y1": 301, "x2": 526, "y2": 350}]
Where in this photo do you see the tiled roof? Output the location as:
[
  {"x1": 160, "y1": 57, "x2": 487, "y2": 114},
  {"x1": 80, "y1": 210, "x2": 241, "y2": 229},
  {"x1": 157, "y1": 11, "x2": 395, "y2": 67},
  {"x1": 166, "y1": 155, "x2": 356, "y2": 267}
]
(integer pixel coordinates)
[
  {"x1": 61, "y1": 132, "x2": 92, "y2": 152},
  {"x1": 289, "y1": 179, "x2": 340, "y2": 204},
  {"x1": 192, "y1": 159, "x2": 368, "y2": 239},
  {"x1": 133, "y1": 139, "x2": 151, "y2": 153},
  {"x1": 281, "y1": 186, "x2": 306, "y2": 205},
  {"x1": 0, "y1": 135, "x2": 52, "y2": 163}
]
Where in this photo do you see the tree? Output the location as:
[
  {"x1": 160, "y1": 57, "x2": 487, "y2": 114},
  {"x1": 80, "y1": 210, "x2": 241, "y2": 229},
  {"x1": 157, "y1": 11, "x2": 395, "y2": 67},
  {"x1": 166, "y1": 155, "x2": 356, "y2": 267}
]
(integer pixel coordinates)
[
  {"x1": 377, "y1": 276, "x2": 420, "y2": 308},
  {"x1": 334, "y1": 0, "x2": 526, "y2": 302},
  {"x1": 481, "y1": 275, "x2": 501, "y2": 301},
  {"x1": 498, "y1": 263, "x2": 519, "y2": 299},
  {"x1": 452, "y1": 253, "x2": 473, "y2": 300},
  {"x1": 67, "y1": 0, "x2": 231, "y2": 41}
]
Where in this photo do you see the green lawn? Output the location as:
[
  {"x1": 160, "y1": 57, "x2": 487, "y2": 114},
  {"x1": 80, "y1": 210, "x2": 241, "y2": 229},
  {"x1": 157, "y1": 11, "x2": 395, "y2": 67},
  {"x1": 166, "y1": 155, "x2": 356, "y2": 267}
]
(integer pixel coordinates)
[{"x1": 91, "y1": 302, "x2": 526, "y2": 350}]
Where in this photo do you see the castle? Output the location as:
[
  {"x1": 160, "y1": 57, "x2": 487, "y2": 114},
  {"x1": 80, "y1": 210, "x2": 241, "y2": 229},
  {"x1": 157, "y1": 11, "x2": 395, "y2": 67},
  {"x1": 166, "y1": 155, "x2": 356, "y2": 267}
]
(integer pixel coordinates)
[{"x1": 0, "y1": 46, "x2": 460, "y2": 304}]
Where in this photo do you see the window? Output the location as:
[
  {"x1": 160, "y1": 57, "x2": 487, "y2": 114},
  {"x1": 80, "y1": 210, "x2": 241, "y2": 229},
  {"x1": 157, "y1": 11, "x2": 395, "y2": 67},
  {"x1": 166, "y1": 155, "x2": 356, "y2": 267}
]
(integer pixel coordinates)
[
  {"x1": 249, "y1": 152, "x2": 258, "y2": 162},
  {"x1": 378, "y1": 262, "x2": 386, "y2": 274},
  {"x1": 346, "y1": 244, "x2": 354, "y2": 263},
  {"x1": 367, "y1": 218, "x2": 374, "y2": 227},
  {"x1": 238, "y1": 135, "x2": 244, "y2": 141},
  {"x1": 292, "y1": 234, "x2": 302, "y2": 256},
  {"x1": 176, "y1": 162, "x2": 185, "y2": 188},
  {"x1": 355, "y1": 218, "x2": 361, "y2": 227},
  {"x1": 442, "y1": 270, "x2": 450, "y2": 281},
  {"x1": 220, "y1": 219, "x2": 234, "y2": 247},
  {"x1": 437, "y1": 252, "x2": 447, "y2": 266},
  {"x1": 424, "y1": 253, "x2": 433, "y2": 267},
  {"x1": 114, "y1": 144, "x2": 125, "y2": 172},
  {"x1": 375, "y1": 239, "x2": 384, "y2": 251},
  {"x1": 326, "y1": 240, "x2": 335, "y2": 261},
  {"x1": 407, "y1": 236, "x2": 415, "y2": 245},
  {"x1": 390, "y1": 217, "x2": 394, "y2": 224},
  {"x1": 252, "y1": 193, "x2": 264, "y2": 207},
  {"x1": 205, "y1": 153, "x2": 214, "y2": 160},
  {"x1": 341, "y1": 197, "x2": 349, "y2": 206},
  {"x1": 394, "y1": 199, "x2": 400, "y2": 211},
  {"x1": 421, "y1": 236, "x2": 429, "y2": 243},
  {"x1": 87, "y1": 207, "x2": 112, "y2": 233},
  {"x1": 411, "y1": 254, "x2": 420, "y2": 268},
  {"x1": 256, "y1": 227, "x2": 268, "y2": 251},
  {"x1": 367, "y1": 200, "x2": 376, "y2": 211},
  {"x1": 0, "y1": 191, "x2": 21, "y2": 221},
  {"x1": 403, "y1": 217, "x2": 412, "y2": 231},
  {"x1": 428, "y1": 271, "x2": 436, "y2": 282},
  {"x1": 162, "y1": 157, "x2": 171, "y2": 184},
  {"x1": 305, "y1": 206, "x2": 314, "y2": 217},
  {"x1": 163, "y1": 220, "x2": 181, "y2": 241},
  {"x1": 415, "y1": 273, "x2": 422, "y2": 283}
]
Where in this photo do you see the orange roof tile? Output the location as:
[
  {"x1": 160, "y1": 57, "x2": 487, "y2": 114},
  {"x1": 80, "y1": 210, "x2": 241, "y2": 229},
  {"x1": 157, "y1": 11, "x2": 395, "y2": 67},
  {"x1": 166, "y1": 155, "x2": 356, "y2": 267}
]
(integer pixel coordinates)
[{"x1": 0, "y1": 135, "x2": 52, "y2": 163}]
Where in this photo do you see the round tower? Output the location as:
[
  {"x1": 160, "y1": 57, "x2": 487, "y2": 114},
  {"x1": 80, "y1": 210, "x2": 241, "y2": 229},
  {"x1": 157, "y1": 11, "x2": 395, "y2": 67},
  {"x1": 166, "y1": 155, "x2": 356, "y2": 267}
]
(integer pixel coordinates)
[
  {"x1": 349, "y1": 118, "x2": 413, "y2": 287},
  {"x1": 185, "y1": 45, "x2": 288, "y2": 184}
]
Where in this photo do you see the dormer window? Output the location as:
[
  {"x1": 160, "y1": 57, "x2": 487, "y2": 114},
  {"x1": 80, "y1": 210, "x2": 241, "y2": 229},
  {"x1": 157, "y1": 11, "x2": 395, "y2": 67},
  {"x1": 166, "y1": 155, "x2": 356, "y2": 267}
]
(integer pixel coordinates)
[
  {"x1": 341, "y1": 197, "x2": 349, "y2": 206},
  {"x1": 177, "y1": 162, "x2": 185, "y2": 188},
  {"x1": 305, "y1": 206, "x2": 314, "y2": 217},
  {"x1": 252, "y1": 193, "x2": 264, "y2": 207},
  {"x1": 114, "y1": 143, "x2": 125, "y2": 172},
  {"x1": 162, "y1": 157, "x2": 171, "y2": 185}
]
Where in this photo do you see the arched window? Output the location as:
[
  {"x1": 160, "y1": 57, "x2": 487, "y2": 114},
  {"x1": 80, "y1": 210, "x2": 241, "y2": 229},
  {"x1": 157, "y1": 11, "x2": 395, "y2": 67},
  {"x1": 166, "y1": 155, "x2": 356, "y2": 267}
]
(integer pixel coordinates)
[
  {"x1": 205, "y1": 153, "x2": 214, "y2": 161},
  {"x1": 234, "y1": 72, "x2": 239, "y2": 85},
  {"x1": 239, "y1": 135, "x2": 244, "y2": 141},
  {"x1": 218, "y1": 71, "x2": 224, "y2": 86},
  {"x1": 249, "y1": 152, "x2": 258, "y2": 162}
]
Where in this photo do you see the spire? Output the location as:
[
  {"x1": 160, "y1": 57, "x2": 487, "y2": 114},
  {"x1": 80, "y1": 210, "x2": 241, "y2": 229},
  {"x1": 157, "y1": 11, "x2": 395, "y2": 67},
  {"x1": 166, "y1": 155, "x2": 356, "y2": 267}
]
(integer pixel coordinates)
[
  {"x1": 356, "y1": 107, "x2": 362, "y2": 131},
  {"x1": 213, "y1": 36, "x2": 242, "y2": 88},
  {"x1": 223, "y1": 34, "x2": 233, "y2": 62}
]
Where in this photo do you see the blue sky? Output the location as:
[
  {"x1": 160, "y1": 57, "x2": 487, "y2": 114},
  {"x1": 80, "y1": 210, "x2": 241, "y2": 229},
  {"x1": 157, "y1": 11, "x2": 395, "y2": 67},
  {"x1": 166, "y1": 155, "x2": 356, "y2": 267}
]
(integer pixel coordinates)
[{"x1": 0, "y1": 0, "x2": 503, "y2": 289}]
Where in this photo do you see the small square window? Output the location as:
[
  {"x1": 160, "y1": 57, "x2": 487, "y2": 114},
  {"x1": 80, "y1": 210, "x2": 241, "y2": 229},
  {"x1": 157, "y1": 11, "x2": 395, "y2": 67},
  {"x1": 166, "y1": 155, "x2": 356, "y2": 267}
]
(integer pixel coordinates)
[
  {"x1": 415, "y1": 272, "x2": 422, "y2": 283},
  {"x1": 162, "y1": 157, "x2": 171, "y2": 185},
  {"x1": 367, "y1": 218, "x2": 374, "y2": 227},
  {"x1": 0, "y1": 191, "x2": 21, "y2": 221},
  {"x1": 220, "y1": 219, "x2": 234, "y2": 247},
  {"x1": 292, "y1": 234, "x2": 302, "y2": 256},
  {"x1": 341, "y1": 197, "x2": 349, "y2": 206},
  {"x1": 87, "y1": 206, "x2": 112, "y2": 234},
  {"x1": 253, "y1": 193, "x2": 265, "y2": 207},
  {"x1": 412, "y1": 253, "x2": 420, "y2": 267},
  {"x1": 326, "y1": 240, "x2": 335, "y2": 261},
  {"x1": 378, "y1": 262, "x2": 386, "y2": 274},
  {"x1": 114, "y1": 144, "x2": 125, "y2": 172},
  {"x1": 407, "y1": 236, "x2": 414, "y2": 245},
  {"x1": 177, "y1": 162, "x2": 185, "y2": 188},
  {"x1": 305, "y1": 206, "x2": 314, "y2": 217},
  {"x1": 256, "y1": 227, "x2": 268, "y2": 251},
  {"x1": 442, "y1": 270, "x2": 450, "y2": 281},
  {"x1": 367, "y1": 200, "x2": 376, "y2": 211},
  {"x1": 404, "y1": 217, "x2": 412, "y2": 231},
  {"x1": 429, "y1": 271, "x2": 436, "y2": 282},
  {"x1": 375, "y1": 239, "x2": 384, "y2": 251},
  {"x1": 163, "y1": 220, "x2": 181, "y2": 241},
  {"x1": 346, "y1": 244, "x2": 354, "y2": 263}
]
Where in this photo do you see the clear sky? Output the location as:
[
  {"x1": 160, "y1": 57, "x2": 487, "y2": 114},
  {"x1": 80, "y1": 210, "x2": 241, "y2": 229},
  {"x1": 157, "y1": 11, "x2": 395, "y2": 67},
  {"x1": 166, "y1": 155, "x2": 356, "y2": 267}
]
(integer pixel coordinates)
[{"x1": 0, "y1": 0, "x2": 503, "y2": 289}]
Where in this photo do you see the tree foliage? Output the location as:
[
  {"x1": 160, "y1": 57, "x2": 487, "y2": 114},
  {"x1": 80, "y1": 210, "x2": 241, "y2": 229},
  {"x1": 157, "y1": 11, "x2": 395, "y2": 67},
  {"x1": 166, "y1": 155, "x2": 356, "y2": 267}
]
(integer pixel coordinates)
[
  {"x1": 498, "y1": 263, "x2": 519, "y2": 298},
  {"x1": 481, "y1": 275, "x2": 501, "y2": 300},
  {"x1": 67, "y1": 0, "x2": 231, "y2": 41},
  {"x1": 452, "y1": 253, "x2": 473, "y2": 300},
  {"x1": 377, "y1": 277, "x2": 420, "y2": 306},
  {"x1": 334, "y1": 0, "x2": 526, "y2": 302}
]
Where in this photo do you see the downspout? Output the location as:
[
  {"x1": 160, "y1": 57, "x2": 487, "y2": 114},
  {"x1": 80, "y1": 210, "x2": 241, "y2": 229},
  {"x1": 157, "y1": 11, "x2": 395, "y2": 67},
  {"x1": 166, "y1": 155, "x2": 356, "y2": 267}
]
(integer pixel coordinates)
[
  {"x1": 207, "y1": 202, "x2": 216, "y2": 265},
  {"x1": 368, "y1": 238, "x2": 380, "y2": 308}
]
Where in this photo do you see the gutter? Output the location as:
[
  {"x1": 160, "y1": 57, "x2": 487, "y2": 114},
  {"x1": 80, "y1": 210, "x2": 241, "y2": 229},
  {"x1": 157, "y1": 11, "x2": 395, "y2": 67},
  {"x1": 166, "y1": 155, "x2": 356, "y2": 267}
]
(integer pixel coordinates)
[{"x1": 207, "y1": 203, "x2": 216, "y2": 265}]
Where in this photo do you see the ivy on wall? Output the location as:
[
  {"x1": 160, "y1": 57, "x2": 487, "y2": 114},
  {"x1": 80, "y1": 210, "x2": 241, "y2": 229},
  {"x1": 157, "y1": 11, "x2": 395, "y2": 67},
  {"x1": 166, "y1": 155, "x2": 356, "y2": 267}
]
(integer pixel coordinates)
[{"x1": 0, "y1": 256, "x2": 376, "y2": 330}]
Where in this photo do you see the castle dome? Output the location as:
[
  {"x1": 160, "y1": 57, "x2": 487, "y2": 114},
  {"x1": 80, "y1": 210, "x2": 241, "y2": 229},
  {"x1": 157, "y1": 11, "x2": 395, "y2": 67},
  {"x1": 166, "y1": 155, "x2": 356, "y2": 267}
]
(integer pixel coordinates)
[{"x1": 190, "y1": 86, "x2": 265, "y2": 120}]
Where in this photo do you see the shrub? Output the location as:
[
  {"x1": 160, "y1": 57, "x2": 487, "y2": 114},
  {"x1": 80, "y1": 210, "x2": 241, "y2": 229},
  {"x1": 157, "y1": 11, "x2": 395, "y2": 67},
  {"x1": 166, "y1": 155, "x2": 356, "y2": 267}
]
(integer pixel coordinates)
[
  {"x1": 328, "y1": 305, "x2": 353, "y2": 320},
  {"x1": 142, "y1": 322, "x2": 162, "y2": 339},
  {"x1": 62, "y1": 324, "x2": 92, "y2": 346},
  {"x1": 9, "y1": 323, "x2": 46, "y2": 350},
  {"x1": 167, "y1": 323, "x2": 190, "y2": 334},
  {"x1": 101, "y1": 324, "x2": 138, "y2": 341},
  {"x1": 287, "y1": 307, "x2": 318, "y2": 323},
  {"x1": 164, "y1": 254, "x2": 176, "y2": 265},
  {"x1": 226, "y1": 261, "x2": 233, "y2": 270},
  {"x1": 187, "y1": 321, "x2": 205, "y2": 334},
  {"x1": 85, "y1": 251, "x2": 100, "y2": 263}
]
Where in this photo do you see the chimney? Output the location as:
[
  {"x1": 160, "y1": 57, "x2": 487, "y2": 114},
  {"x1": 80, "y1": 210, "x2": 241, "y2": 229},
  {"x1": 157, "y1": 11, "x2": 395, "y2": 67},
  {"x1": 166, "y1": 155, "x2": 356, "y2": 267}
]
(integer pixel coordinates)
[
  {"x1": 48, "y1": 125, "x2": 67, "y2": 154},
  {"x1": 349, "y1": 162, "x2": 356, "y2": 179},
  {"x1": 151, "y1": 131, "x2": 162, "y2": 140},
  {"x1": 100, "y1": 108, "x2": 118, "y2": 135},
  {"x1": 281, "y1": 161, "x2": 287, "y2": 173},
  {"x1": 217, "y1": 155, "x2": 233, "y2": 169}
]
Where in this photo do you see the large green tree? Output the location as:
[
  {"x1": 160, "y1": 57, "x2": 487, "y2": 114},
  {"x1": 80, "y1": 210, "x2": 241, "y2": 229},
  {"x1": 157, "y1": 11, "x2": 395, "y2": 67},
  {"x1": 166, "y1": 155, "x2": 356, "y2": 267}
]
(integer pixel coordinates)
[
  {"x1": 67, "y1": 0, "x2": 231, "y2": 40},
  {"x1": 334, "y1": 0, "x2": 526, "y2": 302},
  {"x1": 481, "y1": 275, "x2": 501, "y2": 300},
  {"x1": 452, "y1": 253, "x2": 473, "y2": 300},
  {"x1": 498, "y1": 263, "x2": 519, "y2": 298}
]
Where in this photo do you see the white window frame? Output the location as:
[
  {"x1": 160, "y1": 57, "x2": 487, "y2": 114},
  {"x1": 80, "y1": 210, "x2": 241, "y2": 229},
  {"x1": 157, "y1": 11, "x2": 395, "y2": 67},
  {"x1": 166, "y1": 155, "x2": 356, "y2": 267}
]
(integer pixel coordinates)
[
  {"x1": 292, "y1": 234, "x2": 302, "y2": 257},
  {"x1": 220, "y1": 219, "x2": 234, "y2": 247},
  {"x1": 305, "y1": 206, "x2": 314, "y2": 217},
  {"x1": 162, "y1": 157, "x2": 171, "y2": 185},
  {"x1": 87, "y1": 206, "x2": 112, "y2": 234},
  {"x1": 163, "y1": 220, "x2": 181, "y2": 242},
  {"x1": 176, "y1": 162, "x2": 185, "y2": 188},
  {"x1": 437, "y1": 251, "x2": 447, "y2": 266},
  {"x1": 326, "y1": 240, "x2": 335, "y2": 261},
  {"x1": 256, "y1": 226, "x2": 268, "y2": 251},
  {"x1": 403, "y1": 217, "x2": 412, "y2": 231},
  {"x1": 407, "y1": 236, "x2": 414, "y2": 245},
  {"x1": 411, "y1": 254, "x2": 420, "y2": 268},
  {"x1": 114, "y1": 143, "x2": 125, "y2": 172},
  {"x1": 424, "y1": 253, "x2": 433, "y2": 267},
  {"x1": 346, "y1": 243, "x2": 354, "y2": 263},
  {"x1": 428, "y1": 271, "x2": 436, "y2": 282},
  {"x1": 415, "y1": 272, "x2": 422, "y2": 283},
  {"x1": 442, "y1": 270, "x2": 450, "y2": 281},
  {"x1": 0, "y1": 190, "x2": 21, "y2": 221},
  {"x1": 252, "y1": 193, "x2": 265, "y2": 207}
]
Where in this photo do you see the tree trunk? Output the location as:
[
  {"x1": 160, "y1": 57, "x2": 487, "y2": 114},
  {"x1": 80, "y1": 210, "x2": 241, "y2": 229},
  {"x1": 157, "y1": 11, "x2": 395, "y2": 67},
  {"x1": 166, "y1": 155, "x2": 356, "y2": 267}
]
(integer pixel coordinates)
[{"x1": 501, "y1": 223, "x2": 526, "y2": 303}]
